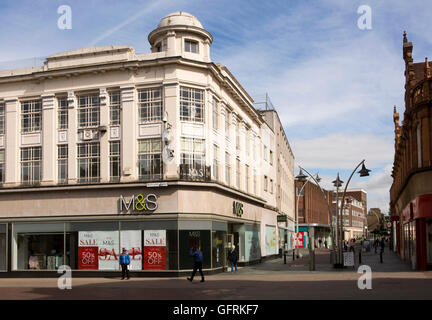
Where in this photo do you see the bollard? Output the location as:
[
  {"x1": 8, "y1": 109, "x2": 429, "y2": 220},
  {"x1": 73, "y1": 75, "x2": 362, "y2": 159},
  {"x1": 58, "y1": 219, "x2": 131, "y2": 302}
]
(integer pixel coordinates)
[{"x1": 284, "y1": 252, "x2": 286, "y2": 264}]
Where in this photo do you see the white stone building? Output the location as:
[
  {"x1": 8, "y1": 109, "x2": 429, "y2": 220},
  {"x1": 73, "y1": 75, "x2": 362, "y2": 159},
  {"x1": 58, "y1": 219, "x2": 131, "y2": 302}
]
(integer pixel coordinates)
[{"x1": 0, "y1": 12, "x2": 294, "y2": 275}]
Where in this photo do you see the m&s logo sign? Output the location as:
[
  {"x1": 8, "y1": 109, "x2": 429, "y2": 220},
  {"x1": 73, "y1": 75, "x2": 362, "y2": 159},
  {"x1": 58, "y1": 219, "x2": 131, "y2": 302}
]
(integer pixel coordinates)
[
  {"x1": 233, "y1": 201, "x2": 243, "y2": 217},
  {"x1": 119, "y1": 194, "x2": 158, "y2": 213}
]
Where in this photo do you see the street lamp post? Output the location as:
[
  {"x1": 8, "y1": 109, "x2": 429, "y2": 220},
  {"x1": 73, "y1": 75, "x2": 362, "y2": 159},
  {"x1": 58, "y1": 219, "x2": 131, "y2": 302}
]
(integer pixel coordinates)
[
  {"x1": 297, "y1": 166, "x2": 335, "y2": 269},
  {"x1": 334, "y1": 160, "x2": 371, "y2": 267}
]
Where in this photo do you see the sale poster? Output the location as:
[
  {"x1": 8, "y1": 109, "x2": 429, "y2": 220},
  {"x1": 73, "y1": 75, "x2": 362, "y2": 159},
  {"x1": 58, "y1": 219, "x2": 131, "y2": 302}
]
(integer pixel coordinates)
[
  {"x1": 292, "y1": 232, "x2": 304, "y2": 248},
  {"x1": 78, "y1": 231, "x2": 120, "y2": 270},
  {"x1": 78, "y1": 247, "x2": 98, "y2": 270},
  {"x1": 144, "y1": 230, "x2": 166, "y2": 270},
  {"x1": 120, "y1": 230, "x2": 142, "y2": 270}
]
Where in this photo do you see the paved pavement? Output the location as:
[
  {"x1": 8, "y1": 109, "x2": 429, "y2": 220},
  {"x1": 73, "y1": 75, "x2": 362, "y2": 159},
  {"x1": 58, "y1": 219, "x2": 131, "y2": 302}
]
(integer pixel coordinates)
[{"x1": 0, "y1": 246, "x2": 431, "y2": 300}]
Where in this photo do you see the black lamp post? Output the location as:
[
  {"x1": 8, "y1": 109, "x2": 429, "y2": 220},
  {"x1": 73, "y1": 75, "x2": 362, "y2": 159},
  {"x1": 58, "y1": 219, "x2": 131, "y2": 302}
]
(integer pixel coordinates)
[{"x1": 334, "y1": 160, "x2": 371, "y2": 267}]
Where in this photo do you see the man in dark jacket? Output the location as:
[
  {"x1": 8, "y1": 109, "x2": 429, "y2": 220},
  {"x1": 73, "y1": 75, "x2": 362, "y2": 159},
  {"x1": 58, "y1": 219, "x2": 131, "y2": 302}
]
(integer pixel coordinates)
[
  {"x1": 228, "y1": 245, "x2": 238, "y2": 272},
  {"x1": 119, "y1": 248, "x2": 131, "y2": 280},
  {"x1": 379, "y1": 237, "x2": 385, "y2": 263},
  {"x1": 187, "y1": 245, "x2": 204, "y2": 282}
]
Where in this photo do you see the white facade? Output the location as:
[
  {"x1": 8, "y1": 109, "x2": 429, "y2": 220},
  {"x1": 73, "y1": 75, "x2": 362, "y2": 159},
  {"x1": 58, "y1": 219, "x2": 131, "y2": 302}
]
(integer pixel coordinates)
[{"x1": 0, "y1": 12, "x2": 294, "y2": 262}]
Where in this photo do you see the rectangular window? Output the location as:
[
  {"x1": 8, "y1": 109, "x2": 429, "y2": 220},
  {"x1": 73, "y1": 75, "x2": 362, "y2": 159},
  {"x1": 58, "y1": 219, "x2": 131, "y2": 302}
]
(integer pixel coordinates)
[
  {"x1": 264, "y1": 175, "x2": 268, "y2": 192},
  {"x1": 225, "y1": 152, "x2": 230, "y2": 186},
  {"x1": 21, "y1": 146, "x2": 42, "y2": 185},
  {"x1": 263, "y1": 145, "x2": 268, "y2": 161},
  {"x1": 138, "y1": 88, "x2": 162, "y2": 123},
  {"x1": 270, "y1": 150, "x2": 273, "y2": 166},
  {"x1": 213, "y1": 145, "x2": 219, "y2": 181},
  {"x1": 78, "y1": 95, "x2": 100, "y2": 128},
  {"x1": 0, "y1": 149, "x2": 4, "y2": 184},
  {"x1": 270, "y1": 178, "x2": 273, "y2": 194},
  {"x1": 180, "y1": 87, "x2": 204, "y2": 122},
  {"x1": 185, "y1": 39, "x2": 198, "y2": 53},
  {"x1": 236, "y1": 159, "x2": 241, "y2": 189},
  {"x1": 109, "y1": 91, "x2": 121, "y2": 125},
  {"x1": 21, "y1": 100, "x2": 42, "y2": 133},
  {"x1": 77, "y1": 143, "x2": 100, "y2": 183},
  {"x1": 180, "y1": 138, "x2": 205, "y2": 179},
  {"x1": 253, "y1": 169, "x2": 257, "y2": 195},
  {"x1": 58, "y1": 97, "x2": 68, "y2": 129},
  {"x1": 0, "y1": 103, "x2": 5, "y2": 134},
  {"x1": 236, "y1": 123, "x2": 240, "y2": 150},
  {"x1": 245, "y1": 164, "x2": 249, "y2": 192},
  {"x1": 138, "y1": 139, "x2": 162, "y2": 180},
  {"x1": 57, "y1": 145, "x2": 68, "y2": 184},
  {"x1": 212, "y1": 100, "x2": 218, "y2": 130},
  {"x1": 110, "y1": 141, "x2": 121, "y2": 181},
  {"x1": 225, "y1": 112, "x2": 230, "y2": 139}
]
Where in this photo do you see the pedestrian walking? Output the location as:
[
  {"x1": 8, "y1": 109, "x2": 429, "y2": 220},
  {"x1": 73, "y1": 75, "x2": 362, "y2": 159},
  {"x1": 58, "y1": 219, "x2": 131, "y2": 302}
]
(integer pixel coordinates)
[
  {"x1": 374, "y1": 238, "x2": 379, "y2": 253},
  {"x1": 187, "y1": 245, "x2": 205, "y2": 282},
  {"x1": 318, "y1": 238, "x2": 322, "y2": 248},
  {"x1": 228, "y1": 245, "x2": 238, "y2": 272},
  {"x1": 379, "y1": 237, "x2": 385, "y2": 263},
  {"x1": 119, "y1": 248, "x2": 131, "y2": 280},
  {"x1": 324, "y1": 239, "x2": 328, "y2": 249}
]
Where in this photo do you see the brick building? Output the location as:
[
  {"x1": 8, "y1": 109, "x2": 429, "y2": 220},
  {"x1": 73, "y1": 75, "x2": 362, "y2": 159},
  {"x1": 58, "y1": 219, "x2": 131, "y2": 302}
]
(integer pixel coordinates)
[
  {"x1": 390, "y1": 32, "x2": 432, "y2": 271},
  {"x1": 331, "y1": 189, "x2": 367, "y2": 241},
  {"x1": 295, "y1": 180, "x2": 333, "y2": 248}
]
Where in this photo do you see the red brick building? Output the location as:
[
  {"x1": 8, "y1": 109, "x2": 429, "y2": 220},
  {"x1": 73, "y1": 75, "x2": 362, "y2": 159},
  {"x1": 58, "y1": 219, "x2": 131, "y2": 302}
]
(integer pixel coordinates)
[{"x1": 390, "y1": 32, "x2": 432, "y2": 270}]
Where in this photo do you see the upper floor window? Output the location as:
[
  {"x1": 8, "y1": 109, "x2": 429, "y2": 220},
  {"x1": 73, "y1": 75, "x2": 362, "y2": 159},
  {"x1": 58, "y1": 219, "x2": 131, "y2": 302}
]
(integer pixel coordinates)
[
  {"x1": 225, "y1": 111, "x2": 230, "y2": 139},
  {"x1": 213, "y1": 145, "x2": 219, "y2": 181},
  {"x1": 0, "y1": 149, "x2": 4, "y2": 184},
  {"x1": 236, "y1": 159, "x2": 241, "y2": 189},
  {"x1": 58, "y1": 97, "x2": 68, "y2": 129},
  {"x1": 138, "y1": 88, "x2": 162, "y2": 123},
  {"x1": 110, "y1": 141, "x2": 121, "y2": 181},
  {"x1": 109, "y1": 91, "x2": 121, "y2": 126},
  {"x1": 236, "y1": 122, "x2": 240, "y2": 150},
  {"x1": 270, "y1": 150, "x2": 273, "y2": 166},
  {"x1": 138, "y1": 138, "x2": 162, "y2": 181},
  {"x1": 0, "y1": 104, "x2": 5, "y2": 134},
  {"x1": 212, "y1": 100, "x2": 218, "y2": 130},
  {"x1": 21, "y1": 146, "x2": 42, "y2": 185},
  {"x1": 57, "y1": 145, "x2": 68, "y2": 184},
  {"x1": 180, "y1": 87, "x2": 204, "y2": 122},
  {"x1": 78, "y1": 95, "x2": 100, "y2": 128},
  {"x1": 180, "y1": 138, "x2": 205, "y2": 179},
  {"x1": 184, "y1": 39, "x2": 198, "y2": 53},
  {"x1": 21, "y1": 100, "x2": 42, "y2": 133},
  {"x1": 77, "y1": 142, "x2": 100, "y2": 183},
  {"x1": 225, "y1": 152, "x2": 231, "y2": 186}
]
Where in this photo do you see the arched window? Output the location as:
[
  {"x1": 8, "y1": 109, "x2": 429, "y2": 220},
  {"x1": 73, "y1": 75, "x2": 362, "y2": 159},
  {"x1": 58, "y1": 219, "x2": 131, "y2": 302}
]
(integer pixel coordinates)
[{"x1": 417, "y1": 123, "x2": 422, "y2": 168}]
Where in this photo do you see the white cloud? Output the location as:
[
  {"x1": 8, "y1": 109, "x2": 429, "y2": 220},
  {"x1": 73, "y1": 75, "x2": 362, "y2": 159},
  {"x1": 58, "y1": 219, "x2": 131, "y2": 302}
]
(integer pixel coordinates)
[{"x1": 291, "y1": 133, "x2": 393, "y2": 169}]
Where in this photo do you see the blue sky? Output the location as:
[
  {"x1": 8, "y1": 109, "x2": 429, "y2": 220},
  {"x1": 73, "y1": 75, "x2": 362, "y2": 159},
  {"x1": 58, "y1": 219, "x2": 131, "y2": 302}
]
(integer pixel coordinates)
[{"x1": 1, "y1": 0, "x2": 431, "y2": 212}]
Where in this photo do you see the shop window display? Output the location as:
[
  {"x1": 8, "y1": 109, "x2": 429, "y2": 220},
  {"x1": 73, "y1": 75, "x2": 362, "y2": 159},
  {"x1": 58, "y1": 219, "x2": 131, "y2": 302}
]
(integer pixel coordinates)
[
  {"x1": 0, "y1": 224, "x2": 6, "y2": 271},
  {"x1": 13, "y1": 223, "x2": 65, "y2": 270},
  {"x1": 212, "y1": 230, "x2": 226, "y2": 268},
  {"x1": 179, "y1": 230, "x2": 210, "y2": 269}
]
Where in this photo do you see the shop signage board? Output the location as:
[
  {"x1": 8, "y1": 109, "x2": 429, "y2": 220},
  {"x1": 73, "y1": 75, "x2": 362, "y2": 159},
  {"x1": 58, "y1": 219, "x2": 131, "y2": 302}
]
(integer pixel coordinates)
[
  {"x1": 119, "y1": 194, "x2": 158, "y2": 213},
  {"x1": 277, "y1": 215, "x2": 287, "y2": 223},
  {"x1": 144, "y1": 230, "x2": 166, "y2": 270},
  {"x1": 233, "y1": 201, "x2": 244, "y2": 217}
]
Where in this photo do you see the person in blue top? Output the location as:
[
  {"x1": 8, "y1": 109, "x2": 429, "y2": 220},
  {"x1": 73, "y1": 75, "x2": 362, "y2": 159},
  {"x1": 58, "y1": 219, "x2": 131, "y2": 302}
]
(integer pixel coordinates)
[
  {"x1": 119, "y1": 248, "x2": 131, "y2": 280},
  {"x1": 187, "y1": 245, "x2": 205, "y2": 282}
]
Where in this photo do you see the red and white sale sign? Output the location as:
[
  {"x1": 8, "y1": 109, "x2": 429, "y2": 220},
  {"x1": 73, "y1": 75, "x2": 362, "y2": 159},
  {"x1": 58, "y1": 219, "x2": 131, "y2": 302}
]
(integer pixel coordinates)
[
  {"x1": 293, "y1": 232, "x2": 304, "y2": 248},
  {"x1": 78, "y1": 247, "x2": 98, "y2": 270},
  {"x1": 144, "y1": 230, "x2": 166, "y2": 270}
]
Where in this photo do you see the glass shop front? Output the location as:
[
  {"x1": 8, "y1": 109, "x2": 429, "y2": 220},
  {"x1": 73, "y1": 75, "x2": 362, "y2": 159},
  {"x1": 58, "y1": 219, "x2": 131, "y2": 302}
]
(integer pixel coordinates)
[{"x1": 9, "y1": 219, "x2": 229, "y2": 272}]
